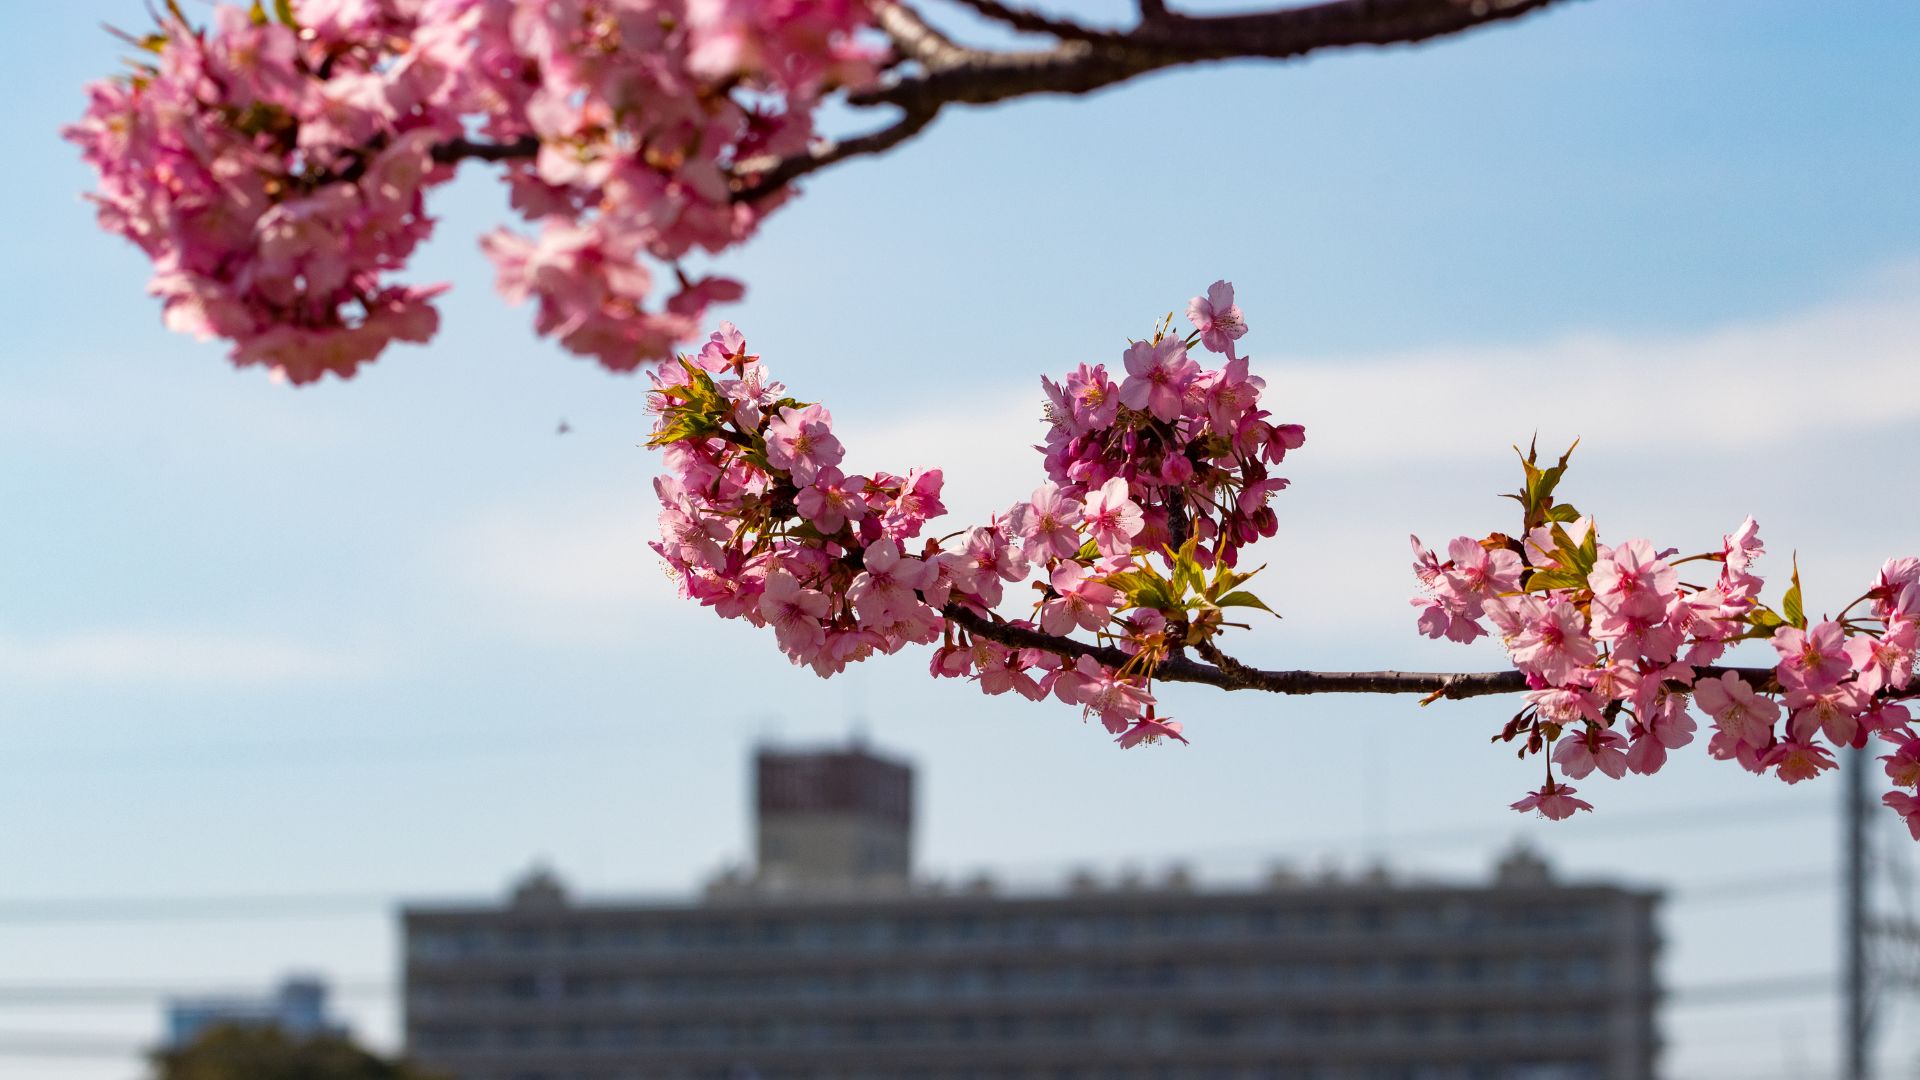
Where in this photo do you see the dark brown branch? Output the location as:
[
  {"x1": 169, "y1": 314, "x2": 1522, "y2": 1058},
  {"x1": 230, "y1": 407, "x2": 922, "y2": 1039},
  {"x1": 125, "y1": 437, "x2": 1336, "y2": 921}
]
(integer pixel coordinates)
[
  {"x1": 855, "y1": 0, "x2": 1573, "y2": 113},
  {"x1": 430, "y1": 134, "x2": 538, "y2": 166},
  {"x1": 425, "y1": 1, "x2": 1579, "y2": 204},
  {"x1": 943, "y1": 603, "x2": 1813, "y2": 704},
  {"x1": 732, "y1": 106, "x2": 942, "y2": 203}
]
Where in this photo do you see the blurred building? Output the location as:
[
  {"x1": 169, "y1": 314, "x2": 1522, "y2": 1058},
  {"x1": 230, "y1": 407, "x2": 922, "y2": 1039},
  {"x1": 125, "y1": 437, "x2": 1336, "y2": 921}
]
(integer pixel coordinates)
[
  {"x1": 402, "y1": 742, "x2": 1661, "y2": 1080},
  {"x1": 166, "y1": 974, "x2": 338, "y2": 1048},
  {"x1": 754, "y1": 742, "x2": 913, "y2": 892}
]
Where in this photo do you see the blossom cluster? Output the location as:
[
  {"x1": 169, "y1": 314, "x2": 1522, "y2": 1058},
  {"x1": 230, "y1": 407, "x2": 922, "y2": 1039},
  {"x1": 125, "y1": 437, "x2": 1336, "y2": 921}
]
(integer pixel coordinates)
[
  {"x1": 1412, "y1": 445, "x2": 1920, "y2": 835},
  {"x1": 648, "y1": 283, "x2": 1300, "y2": 747},
  {"x1": 66, "y1": 0, "x2": 879, "y2": 383}
]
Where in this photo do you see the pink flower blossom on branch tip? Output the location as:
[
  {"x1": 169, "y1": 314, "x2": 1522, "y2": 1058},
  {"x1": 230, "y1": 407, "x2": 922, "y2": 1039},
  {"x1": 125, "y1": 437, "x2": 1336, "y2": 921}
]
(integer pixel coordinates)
[
  {"x1": 1510, "y1": 782, "x2": 1593, "y2": 821},
  {"x1": 1118, "y1": 337, "x2": 1198, "y2": 423},
  {"x1": 1187, "y1": 280, "x2": 1247, "y2": 358}
]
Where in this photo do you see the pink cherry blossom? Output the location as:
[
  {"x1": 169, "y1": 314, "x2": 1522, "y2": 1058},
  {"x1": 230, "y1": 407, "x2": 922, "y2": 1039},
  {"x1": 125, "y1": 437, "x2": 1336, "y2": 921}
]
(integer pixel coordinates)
[
  {"x1": 1082, "y1": 478, "x2": 1145, "y2": 557},
  {"x1": 759, "y1": 569, "x2": 830, "y2": 660},
  {"x1": 880, "y1": 469, "x2": 948, "y2": 540},
  {"x1": 1199, "y1": 357, "x2": 1265, "y2": 431},
  {"x1": 1552, "y1": 727, "x2": 1630, "y2": 780},
  {"x1": 1040, "y1": 564, "x2": 1120, "y2": 636},
  {"x1": 1510, "y1": 781, "x2": 1594, "y2": 821},
  {"x1": 765, "y1": 404, "x2": 844, "y2": 485},
  {"x1": 1011, "y1": 484, "x2": 1085, "y2": 562},
  {"x1": 1884, "y1": 792, "x2": 1920, "y2": 841},
  {"x1": 1506, "y1": 599, "x2": 1598, "y2": 685},
  {"x1": 1187, "y1": 280, "x2": 1248, "y2": 358},
  {"x1": 1767, "y1": 739, "x2": 1837, "y2": 784},
  {"x1": 848, "y1": 538, "x2": 936, "y2": 624},
  {"x1": 1588, "y1": 539, "x2": 1679, "y2": 623},
  {"x1": 1441, "y1": 537, "x2": 1523, "y2": 605},
  {"x1": 1117, "y1": 716, "x2": 1190, "y2": 748},
  {"x1": 1118, "y1": 338, "x2": 1199, "y2": 423},
  {"x1": 795, "y1": 468, "x2": 869, "y2": 534},
  {"x1": 1785, "y1": 682, "x2": 1869, "y2": 747},
  {"x1": 1772, "y1": 621, "x2": 1853, "y2": 690},
  {"x1": 1067, "y1": 656, "x2": 1154, "y2": 734},
  {"x1": 1692, "y1": 672, "x2": 1781, "y2": 748},
  {"x1": 1882, "y1": 738, "x2": 1920, "y2": 788}
]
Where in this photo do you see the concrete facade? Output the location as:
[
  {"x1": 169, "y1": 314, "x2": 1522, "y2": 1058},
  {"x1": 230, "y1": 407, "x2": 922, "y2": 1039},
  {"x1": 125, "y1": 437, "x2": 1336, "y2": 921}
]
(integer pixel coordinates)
[{"x1": 400, "y1": 746, "x2": 1659, "y2": 1080}]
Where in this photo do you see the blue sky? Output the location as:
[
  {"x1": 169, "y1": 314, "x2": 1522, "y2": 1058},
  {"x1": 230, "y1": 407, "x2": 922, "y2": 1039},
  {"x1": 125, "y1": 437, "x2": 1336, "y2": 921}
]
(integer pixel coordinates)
[{"x1": 4, "y1": 1, "x2": 1920, "y2": 1077}]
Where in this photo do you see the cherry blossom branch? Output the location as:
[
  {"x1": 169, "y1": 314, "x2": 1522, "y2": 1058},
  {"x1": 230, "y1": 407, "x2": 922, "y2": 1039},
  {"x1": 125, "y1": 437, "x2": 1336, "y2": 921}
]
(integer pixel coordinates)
[
  {"x1": 944, "y1": 603, "x2": 1817, "y2": 702},
  {"x1": 648, "y1": 293, "x2": 1920, "y2": 830},
  {"x1": 421, "y1": 2, "x2": 1577, "y2": 208},
  {"x1": 738, "y1": 0, "x2": 1576, "y2": 197},
  {"x1": 854, "y1": 0, "x2": 1571, "y2": 113},
  {"x1": 73, "y1": 1, "x2": 1587, "y2": 380}
]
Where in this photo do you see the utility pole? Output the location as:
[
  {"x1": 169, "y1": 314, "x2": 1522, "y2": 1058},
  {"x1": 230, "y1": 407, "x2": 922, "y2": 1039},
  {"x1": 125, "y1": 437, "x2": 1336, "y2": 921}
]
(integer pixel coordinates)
[{"x1": 1844, "y1": 744, "x2": 1872, "y2": 1080}]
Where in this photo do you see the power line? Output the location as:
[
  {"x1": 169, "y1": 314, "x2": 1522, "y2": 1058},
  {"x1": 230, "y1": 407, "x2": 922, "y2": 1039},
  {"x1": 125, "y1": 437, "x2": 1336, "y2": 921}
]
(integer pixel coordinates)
[{"x1": 1674, "y1": 869, "x2": 1836, "y2": 906}]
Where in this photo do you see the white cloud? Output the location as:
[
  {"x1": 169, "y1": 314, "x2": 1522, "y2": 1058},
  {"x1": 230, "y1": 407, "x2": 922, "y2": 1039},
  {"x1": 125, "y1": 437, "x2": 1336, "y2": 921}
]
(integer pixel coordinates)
[
  {"x1": 0, "y1": 630, "x2": 371, "y2": 686},
  {"x1": 1284, "y1": 268, "x2": 1920, "y2": 466},
  {"x1": 446, "y1": 502, "x2": 696, "y2": 644}
]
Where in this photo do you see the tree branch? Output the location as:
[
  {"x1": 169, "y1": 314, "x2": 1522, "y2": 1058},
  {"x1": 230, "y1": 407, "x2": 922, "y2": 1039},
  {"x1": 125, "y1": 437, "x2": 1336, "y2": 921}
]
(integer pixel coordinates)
[
  {"x1": 429, "y1": 134, "x2": 538, "y2": 166},
  {"x1": 854, "y1": 0, "x2": 1574, "y2": 113},
  {"x1": 731, "y1": 106, "x2": 943, "y2": 202},
  {"x1": 941, "y1": 603, "x2": 1858, "y2": 705},
  {"x1": 427, "y1": 2, "x2": 1580, "y2": 207}
]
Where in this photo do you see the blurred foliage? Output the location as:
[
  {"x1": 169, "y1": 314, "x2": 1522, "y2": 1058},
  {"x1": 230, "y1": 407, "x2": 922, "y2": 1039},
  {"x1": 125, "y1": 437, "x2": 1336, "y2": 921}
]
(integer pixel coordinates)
[{"x1": 154, "y1": 1025, "x2": 447, "y2": 1080}]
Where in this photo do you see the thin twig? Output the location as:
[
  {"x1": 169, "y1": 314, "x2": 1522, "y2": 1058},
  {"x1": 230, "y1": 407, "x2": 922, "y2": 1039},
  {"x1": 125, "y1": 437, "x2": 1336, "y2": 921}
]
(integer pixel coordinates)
[{"x1": 732, "y1": 107, "x2": 942, "y2": 203}]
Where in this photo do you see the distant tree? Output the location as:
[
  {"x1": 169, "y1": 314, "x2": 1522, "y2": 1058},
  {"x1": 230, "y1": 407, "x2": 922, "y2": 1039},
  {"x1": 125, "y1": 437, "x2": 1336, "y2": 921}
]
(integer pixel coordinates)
[{"x1": 153, "y1": 1025, "x2": 447, "y2": 1080}]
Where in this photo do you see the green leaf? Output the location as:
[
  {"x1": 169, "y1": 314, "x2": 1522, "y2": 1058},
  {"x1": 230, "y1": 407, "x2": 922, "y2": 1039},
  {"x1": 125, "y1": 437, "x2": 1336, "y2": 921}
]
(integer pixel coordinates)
[
  {"x1": 1510, "y1": 438, "x2": 1580, "y2": 532},
  {"x1": 644, "y1": 415, "x2": 715, "y2": 449},
  {"x1": 1215, "y1": 590, "x2": 1279, "y2": 617},
  {"x1": 1545, "y1": 503, "x2": 1582, "y2": 524},
  {"x1": 1169, "y1": 537, "x2": 1202, "y2": 599},
  {"x1": 1206, "y1": 561, "x2": 1263, "y2": 603},
  {"x1": 1782, "y1": 554, "x2": 1806, "y2": 630},
  {"x1": 1107, "y1": 569, "x2": 1175, "y2": 613},
  {"x1": 273, "y1": 0, "x2": 299, "y2": 27},
  {"x1": 1746, "y1": 606, "x2": 1785, "y2": 632},
  {"x1": 1075, "y1": 537, "x2": 1102, "y2": 561},
  {"x1": 1548, "y1": 523, "x2": 1596, "y2": 577},
  {"x1": 1524, "y1": 568, "x2": 1587, "y2": 593}
]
